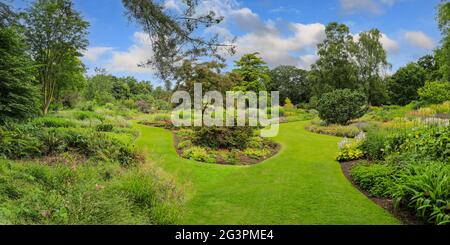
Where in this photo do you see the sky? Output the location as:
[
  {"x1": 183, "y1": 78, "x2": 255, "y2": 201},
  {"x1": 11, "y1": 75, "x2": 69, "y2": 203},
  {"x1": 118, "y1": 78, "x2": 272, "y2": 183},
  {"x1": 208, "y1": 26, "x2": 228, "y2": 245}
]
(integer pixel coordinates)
[{"x1": 13, "y1": 0, "x2": 444, "y2": 85}]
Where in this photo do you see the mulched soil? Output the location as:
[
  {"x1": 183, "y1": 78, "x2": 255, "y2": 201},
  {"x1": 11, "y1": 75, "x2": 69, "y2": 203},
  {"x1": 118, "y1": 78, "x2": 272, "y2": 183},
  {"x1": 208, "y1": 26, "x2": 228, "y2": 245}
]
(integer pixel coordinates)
[{"x1": 340, "y1": 160, "x2": 424, "y2": 225}]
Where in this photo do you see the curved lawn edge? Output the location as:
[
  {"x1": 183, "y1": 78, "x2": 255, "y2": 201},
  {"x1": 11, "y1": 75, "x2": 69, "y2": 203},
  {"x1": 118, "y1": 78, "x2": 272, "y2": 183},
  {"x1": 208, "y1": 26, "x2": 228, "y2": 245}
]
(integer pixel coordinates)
[{"x1": 135, "y1": 121, "x2": 400, "y2": 225}]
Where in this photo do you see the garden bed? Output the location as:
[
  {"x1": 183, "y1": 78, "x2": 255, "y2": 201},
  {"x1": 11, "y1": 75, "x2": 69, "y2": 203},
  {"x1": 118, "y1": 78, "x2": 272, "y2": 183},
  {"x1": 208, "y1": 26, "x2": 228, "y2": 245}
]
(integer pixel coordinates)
[
  {"x1": 172, "y1": 131, "x2": 281, "y2": 165},
  {"x1": 340, "y1": 160, "x2": 423, "y2": 225}
]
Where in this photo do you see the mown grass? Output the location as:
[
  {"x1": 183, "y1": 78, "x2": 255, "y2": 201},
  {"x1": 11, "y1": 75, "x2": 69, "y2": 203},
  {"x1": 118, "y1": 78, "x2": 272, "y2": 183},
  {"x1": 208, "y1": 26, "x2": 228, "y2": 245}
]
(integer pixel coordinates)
[{"x1": 136, "y1": 121, "x2": 399, "y2": 224}]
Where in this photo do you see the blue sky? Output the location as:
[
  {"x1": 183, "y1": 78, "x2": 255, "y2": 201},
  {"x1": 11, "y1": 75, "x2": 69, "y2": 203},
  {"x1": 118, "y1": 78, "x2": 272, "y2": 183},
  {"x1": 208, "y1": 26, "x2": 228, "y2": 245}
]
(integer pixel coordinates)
[{"x1": 14, "y1": 0, "x2": 443, "y2": 85}]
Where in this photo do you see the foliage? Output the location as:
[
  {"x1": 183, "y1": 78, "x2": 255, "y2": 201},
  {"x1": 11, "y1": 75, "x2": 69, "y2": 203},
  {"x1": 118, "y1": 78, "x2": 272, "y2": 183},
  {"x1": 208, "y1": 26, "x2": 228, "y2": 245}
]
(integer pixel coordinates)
[
  {"x1": 268, "y1": 66, "x2": 310, "y2": 105},
  {"x1": 181, "y1": 146, "x2": 215, "y2": 163},
  {"x1": 232, "y1": 53, "x2": 270, "y2": 92},
  {"x1": 0, "y1": 26, "x2": 39, "y2": 123},
  {"x1": 24, "y1": 0, "x2": 89, "y2": 115},
  {"x1": 243, "y1": 148, "x2": 271, "y2": 160},
  {"x1": 418, "y1": 81, "x2": 450, "y2": 104},
  {"x1": 317, "y1": 89, "x2": 368, "y2": 125},
  {"x1": 306, "y1": 121, "x2": 361, "y2": 138},
  {"x1": 352, "y1": 158, "x2": 450, "y2": 225},
  {"x1": 355, "y1": 29, "x2": 390, "y2": 105},
  {"x1": 336, "y1": 140, "x2": 364, "y2": 161},
  {"x1": 351, "y1": 163, "x2": 394, "y2": 197},
  {"x1": 309, "y1": 23, "x2": 358, "y2": 97},
  {"x1": 122, "y1": 0, "x2": 234, "y2": 79},
  {"x1": 387, "y1": 63, "x2": 427, "y2": 105},
  {"x1": 193, "y1": 126, "x2": 253, "y2": 149},
  {"x1": 0, "y1": 159, "x2": 181, "y2": 224}
]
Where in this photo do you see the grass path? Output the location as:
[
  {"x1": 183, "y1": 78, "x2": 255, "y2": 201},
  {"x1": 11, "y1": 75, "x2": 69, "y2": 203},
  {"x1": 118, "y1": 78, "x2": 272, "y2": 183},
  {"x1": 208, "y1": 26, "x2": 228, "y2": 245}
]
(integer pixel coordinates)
[{"x1": 135, "y1": 121, "x2": 399, "y2": 224}]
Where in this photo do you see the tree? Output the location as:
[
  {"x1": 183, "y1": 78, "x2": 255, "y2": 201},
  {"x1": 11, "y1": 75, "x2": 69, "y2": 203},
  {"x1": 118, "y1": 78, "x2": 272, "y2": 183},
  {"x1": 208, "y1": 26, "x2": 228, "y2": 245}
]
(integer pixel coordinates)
[
  {"x1": 122, "y1": 0, "x2": 235, "y2": 80},
  {"x1": 174, "y1": 60, "x2": 235, "y2": 95},
  {"x1": 268, "y1": 66, "x2": 310, "y2": 105},
  {"x1": 387, "y1": 63, "x2": 427, "y2": 105},
  {"x1": 309, "y1": 23, "x2": 358, "y2": 97},
  {"x1": 85, "y1": 68, "x2": 115, "y2": 105},
  {"x1": 355, "y1": 29, "x2": 390, "y2": 105},
  {"x1": 435, "y1": 1, "x2": 450, "y2": 81},
  {"x1": 232, "y1": 53, "x2": 270, "y2": 92},
  {"x1": 418, "y1": 81, "x2": 450, "y2": 104},
  {"x1": 24, "y1": 0, "x2": 89, "y2": 115},
  {"x1": 317, "y1": 89, "x2": 367, "y2": 125},
  {"x1": 0, "y1": 26, "x2": 39, "y2": 123},
  {"x1": 418, "y1": 54, "x2": 441, "y2": 81}
]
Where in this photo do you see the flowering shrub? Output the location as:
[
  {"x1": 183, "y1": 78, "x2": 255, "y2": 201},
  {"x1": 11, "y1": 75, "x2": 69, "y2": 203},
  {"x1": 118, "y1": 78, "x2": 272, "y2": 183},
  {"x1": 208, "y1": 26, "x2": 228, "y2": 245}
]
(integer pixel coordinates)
[{"x1": 336, "y1": 140, "x2": 364, "y2": 161}]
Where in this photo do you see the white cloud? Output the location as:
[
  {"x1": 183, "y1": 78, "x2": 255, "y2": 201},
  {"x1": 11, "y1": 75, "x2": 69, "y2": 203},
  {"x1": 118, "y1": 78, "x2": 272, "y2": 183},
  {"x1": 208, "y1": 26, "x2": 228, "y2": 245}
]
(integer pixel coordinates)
[
  {"x1": 380, "y1": 33, "x2": 399, "y2": 53},
  {"x1": 339, "y1": 0, "x2": 397, "y2": 15},
  {"x1": 163, "y1": 0, "x2": 183, "y2": 12},
  {"x1": 105, "y1": 32, "x2": 155, "y2": 74},
  {"x1": 83, "y1": 47, "x2": 113, "y2": 62},
  {"x1": 404, "y1": 31, "x2": 434, "y2": 50}
]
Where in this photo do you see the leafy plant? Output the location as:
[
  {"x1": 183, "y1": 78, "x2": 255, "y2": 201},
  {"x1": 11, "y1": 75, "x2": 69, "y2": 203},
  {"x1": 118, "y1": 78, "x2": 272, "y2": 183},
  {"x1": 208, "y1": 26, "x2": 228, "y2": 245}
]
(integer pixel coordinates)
[{"x1": 317, "y1": 89, "x2": 368, "y2": 125}]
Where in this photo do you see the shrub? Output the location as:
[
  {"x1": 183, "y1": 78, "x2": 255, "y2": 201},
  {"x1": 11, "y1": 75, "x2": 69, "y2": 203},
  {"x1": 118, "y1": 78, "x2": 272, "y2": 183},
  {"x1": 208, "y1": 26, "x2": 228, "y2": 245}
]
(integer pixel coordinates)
[
  {"x1": 418, "y1": 81, "x2": 450, "y2": 104},
  {"x1": 96, "y1": 123, "x2": 114, "y2": 132},
  {"x1": 136, "y1": 100, "x2": 151, "y2": 114},
  {"x1": 317, "y1": 89, "x2": 368, "y2": 125},
  {"x1": 177, "y1": 140, "x2": 192, "y2": 149},
  {"x1": 361, "y1": 129, "x2": 389, "y2": 160},
  {"x1": 182, "y1": 147, "x2": 215, "y2": 163},
  {"x1": 79, "y1": 101, "x2": 95, "y2": 112},
  {"x1": 31, "y1": 117, "x2": 77, "y2": 128},
  {"x1": 0, "y1": 124, "x2": 43, "y2": 159},
  {"x1": 351, "y1": 163, "x2": 395, "y2": 197},
  {"x1": 243, "y1": 148, "x2": 271, "y2": 160},
  {"x1": 193, "y1": 126, "x2": 253, "y2": 149},
  {"x1": 306, "y1": 123, "x2": 361, "y2": 138},
  {"x1": 336, "y1": 140, "x2": 364, "y2": 161}
]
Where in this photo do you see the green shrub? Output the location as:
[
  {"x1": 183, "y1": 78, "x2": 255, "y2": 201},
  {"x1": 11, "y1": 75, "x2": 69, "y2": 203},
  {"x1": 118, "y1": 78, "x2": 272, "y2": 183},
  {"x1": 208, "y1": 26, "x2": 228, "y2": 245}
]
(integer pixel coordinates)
[
  {"x1": 79, "y1": 101, "x2": 95, "y2": 112},
  {"x1": 31, "y1": 117, "x2": 77, "y2": 128},
  {"x1": 182, "y1": 147, "x2": 215, "y2": 163},
  {"x1": 361, "y1": 129, "x2": 389, "y2": 160},
  {"x1": 96, "y1": 123, "x2": 114, "y2": 132},
  {"x1": 418, "y1": 81, "x2": 450, "y2": 104},
  {"x1": 177, "y1": 140, "x2": 192, "y2": 149},
  {"x1": 0, "y1": 124, "x2": 43, "y2": 159},
  {"x1": 351, "y1": 163, "x2": 395, "y2": 197},
  {"x1": 0, "y1": 160, "x2": 181, "y2": 224},
  {"x1": 193, "y1": 126, "x2": 253, "y2": 149},
  {"x1": 317, "y1": 89, "x2": 368, "y2": 125},
  {"x1": 389, "y1": 161, "x2": 450, "y2": 225}
]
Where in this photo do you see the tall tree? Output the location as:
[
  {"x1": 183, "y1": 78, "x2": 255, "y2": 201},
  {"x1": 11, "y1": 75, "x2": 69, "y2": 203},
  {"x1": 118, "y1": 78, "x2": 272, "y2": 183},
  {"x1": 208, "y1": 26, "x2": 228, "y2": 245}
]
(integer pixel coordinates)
[
  {"x1": 387, "y1": 63, "x2": 427, "y2": 105},
  {"x1": 0, "y1": 23, "x2": 39, "y2": 123},
  {"x1": 309, "y1": 22, "x2": 358, "y2": 97},
  {"x1": 232, "y1": 53, "x2": 270, "y2": 92},
  {"x1": 355, "y1": 29, "x2": 390, "y2": 105},
  {"x1": 268, "y1": 66, "x2": 310, "y2": 105},
  {"x1": 435, "y1": 1, "x2": 450, "y2": 81},
  {"x1": 24, "y1": 0, "x2": 89, "y2": 115},
  {"x1": 122, "y1": 0, "x2": 235, "y2": 80}
]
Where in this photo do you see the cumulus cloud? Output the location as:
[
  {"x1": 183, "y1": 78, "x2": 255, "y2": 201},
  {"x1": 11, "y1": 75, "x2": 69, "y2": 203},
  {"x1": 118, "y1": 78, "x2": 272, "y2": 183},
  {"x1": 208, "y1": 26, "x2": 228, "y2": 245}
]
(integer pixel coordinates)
[
  {"x1": 105, "y1": 32, "x2": 155, "y2": 74},
  {"x1": 223, "y1": 7, "x2": 326, "y2": 69},
  {"x1": 380, "y1": 33, "x2": 399, "y2": 53},
  {"x1": 83, "y1": 47, "x2": 113, "y2": 62},
  {"x1": 340, "y1": 0, "x2": 397, "y2": 15},
  {"x1": 404, "y1": 31, "x2": 434, "y2": 50}
]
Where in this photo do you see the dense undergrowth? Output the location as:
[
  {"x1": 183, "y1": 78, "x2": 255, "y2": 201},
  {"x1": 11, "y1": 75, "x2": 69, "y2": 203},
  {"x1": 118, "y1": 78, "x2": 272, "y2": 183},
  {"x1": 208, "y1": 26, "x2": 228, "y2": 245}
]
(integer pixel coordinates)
[
  {"x1": 331, "y1": 101, "x2": 450, "y2": 225},
  {"x1": 0, "y1": 109, "x2": 182, "y2": 224}
]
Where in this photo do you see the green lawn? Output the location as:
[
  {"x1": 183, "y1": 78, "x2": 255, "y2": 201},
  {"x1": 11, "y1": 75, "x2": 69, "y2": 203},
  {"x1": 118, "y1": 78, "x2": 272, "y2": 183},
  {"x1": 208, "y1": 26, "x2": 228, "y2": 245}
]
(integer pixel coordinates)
[{"x1": 135, "y1": 121, "x2": 399, "y2": 224}]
